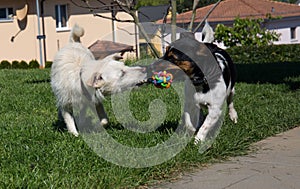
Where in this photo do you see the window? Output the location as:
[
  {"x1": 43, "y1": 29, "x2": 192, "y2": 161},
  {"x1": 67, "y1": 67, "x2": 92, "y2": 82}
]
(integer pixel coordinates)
[
  {"x1": 0, "y1": 7, "x2": 13, "y2": 21},
  {"x1": 291, "y1": 27, "x2": 296, "y2": 40},
  {"x1": 55, "y1": 5, "x2": 68, "y2": 30}
]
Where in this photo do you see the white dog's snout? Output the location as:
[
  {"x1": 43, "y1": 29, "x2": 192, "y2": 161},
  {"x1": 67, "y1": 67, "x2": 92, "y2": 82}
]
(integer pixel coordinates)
[{"x1": 138, "y1": 66, "x2": 147, "y2": 73}]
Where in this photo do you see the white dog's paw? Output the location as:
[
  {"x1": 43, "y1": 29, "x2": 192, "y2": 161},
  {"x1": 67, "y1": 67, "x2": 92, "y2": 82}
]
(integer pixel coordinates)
[{"x1": 100, "y1": 118, "x2": 108, "y2": 126}]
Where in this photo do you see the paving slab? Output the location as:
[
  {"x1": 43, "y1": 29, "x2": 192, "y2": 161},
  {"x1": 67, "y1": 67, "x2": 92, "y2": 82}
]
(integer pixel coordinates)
[{"x1": 154, "y1": 126, "x2": 300, "y2": 189}]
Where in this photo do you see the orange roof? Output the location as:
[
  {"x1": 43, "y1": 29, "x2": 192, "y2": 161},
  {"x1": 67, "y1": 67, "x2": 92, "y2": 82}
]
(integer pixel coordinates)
[{"x1": 160, "y1": 0, "x2": 300, "y2": 23}]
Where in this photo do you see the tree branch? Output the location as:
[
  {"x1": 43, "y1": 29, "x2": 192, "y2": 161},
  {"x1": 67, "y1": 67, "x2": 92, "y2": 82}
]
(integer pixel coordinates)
[
  {"x1": 70, "y1": 0, "x2": 112, "y2": 11},
  {"x1": 117, "y1": 26, "x2": 136, "y2": 35},
  {"x1": 188, "y1": 0, "x2": 200, "y2": 31},
  {"x1": 72, "y1": 0, "x2": 160, "y2": 58},
  {"x1": 129, "y1": 11, "x2": 160, "y2": 58},
  {"x1": 93, "y1": 13, "x2": 133, "y2": 22},
  {"x1": 171, "y1": 0, "x2": 177, "y2": 42},
  {"x1": 193, "y1": 0, "x2": 222, "y2": 33}
]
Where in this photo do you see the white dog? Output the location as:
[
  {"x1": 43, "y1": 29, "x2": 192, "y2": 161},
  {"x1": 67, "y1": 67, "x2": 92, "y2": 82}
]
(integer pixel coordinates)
[{"x1": 51, "y1": 25, "x2": 147, "y2": 136}]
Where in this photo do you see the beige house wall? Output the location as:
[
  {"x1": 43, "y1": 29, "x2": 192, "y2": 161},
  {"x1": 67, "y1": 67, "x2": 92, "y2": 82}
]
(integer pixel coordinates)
[
  {"x1": 0, "y1": 0, "x2": 136, "y2": 65},
  {"x1": 0, "y1": 0, "x2": 39, "y2": 63}
]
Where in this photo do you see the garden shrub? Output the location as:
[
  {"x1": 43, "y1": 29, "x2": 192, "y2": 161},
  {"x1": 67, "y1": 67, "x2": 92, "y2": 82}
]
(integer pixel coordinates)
[
  {"x1": 227, "y1": 44, "x2": 300, "y2": 64},
  {"x1": 45, "y1": 61, "x2": 52, "y2": 68},
  {"x1": 215, "y1": 17, "x2": 280, "y2": 48},
  {"x1": 0, "y1": 60, "x2": 11, "y2": 69},
  {"x1": 12, "y1": 60, "x2": 19, "y2": 69},
  {"x1": 29, "y1": 60, "x2": 40, "y2": 69},
  {"x1": 0, "y1": 44, "x2": 299, "y2": 69},
  {"x1": 19, "y1": 60, "x2": 28, "y2": 69}
]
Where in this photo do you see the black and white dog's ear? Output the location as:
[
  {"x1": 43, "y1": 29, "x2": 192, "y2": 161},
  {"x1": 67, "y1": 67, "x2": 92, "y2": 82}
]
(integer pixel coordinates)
[
  {"x1": 112, "y1": 54, "x2": 123, "y2": 60},
  {"x1": 165, "y1": 46, "x2": 172, "y2": 52},
  {"x1": 87, "y1": 73, "x2": 105, "y2": 88}
]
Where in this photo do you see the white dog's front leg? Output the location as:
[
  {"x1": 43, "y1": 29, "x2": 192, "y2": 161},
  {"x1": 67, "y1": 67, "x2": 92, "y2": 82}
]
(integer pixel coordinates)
[
  {"x1": 195, "y1": 105, "x2": 223, "y2": 144},
  {"x1": 61, "y1": 109, "x2": 79, "y2": 137}
]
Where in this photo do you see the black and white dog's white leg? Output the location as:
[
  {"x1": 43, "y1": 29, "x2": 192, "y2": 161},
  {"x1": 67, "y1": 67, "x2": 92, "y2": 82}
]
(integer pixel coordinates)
[
  {"x1": 183, "y1": 79, "x2": 199, "y2": 132},
  {"x1": 227, "y1": 87, "x2": 238, "y2": 124},
  {"x1": 194, "y1": 103, "x2": 224, "y2": 144},
  {"x1": 194, "y1": 81, "x2": 227, "y2": 144}
]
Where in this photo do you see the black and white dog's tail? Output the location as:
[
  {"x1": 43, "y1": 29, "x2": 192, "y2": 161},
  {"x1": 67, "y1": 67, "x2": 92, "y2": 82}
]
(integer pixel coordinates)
[{"x1": 202, "y1": 20, "x2": 215, "y2": 43}]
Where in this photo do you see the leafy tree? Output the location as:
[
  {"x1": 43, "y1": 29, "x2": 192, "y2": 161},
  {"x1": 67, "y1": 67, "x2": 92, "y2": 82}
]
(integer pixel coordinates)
[
  {"x1": 135, "y1": 0, "x2": 169, "y2": 7},
  {"x1": 273, "y1": 0, "x2": 298, "y2": 3},
  {"x1": 178, "y1": 0, "x2": 219, "y2": 13},
  {"x1": 136, "y1": 0, "x2": 219, "y2": 13},
  {"x1": 214, "y1": 17, "x2": 280, "y2": 47},
  {"x1": 136, "y1": 0, "x2": 299, "y2": 13}
]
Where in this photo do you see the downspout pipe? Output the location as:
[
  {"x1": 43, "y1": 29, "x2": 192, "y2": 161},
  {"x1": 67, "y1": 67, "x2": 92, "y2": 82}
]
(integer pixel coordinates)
[
  {"x1": 35, "y1": 0, "x2": 44, "y2": 68},
  {"x1": 111, "y1": 3, "x2": 116, "y2": 42},
  {"x1": 41, "y1": 0, "x2": 47, "y2": 64}
]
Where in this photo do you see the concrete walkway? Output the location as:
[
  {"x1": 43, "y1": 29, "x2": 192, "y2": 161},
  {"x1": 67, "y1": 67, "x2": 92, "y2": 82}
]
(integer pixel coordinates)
[{"x1": 154, "y1": 126, "x2": 300, "y2": 189}]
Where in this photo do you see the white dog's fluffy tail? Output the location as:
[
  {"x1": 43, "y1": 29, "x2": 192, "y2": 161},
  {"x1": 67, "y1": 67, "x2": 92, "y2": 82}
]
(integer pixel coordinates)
[
  {"x1": 202, "y1": 20, "x2": 214, "y2": 43},
  {"x1": 69, "y1": 24, "x2": 84, "y2": 43}
]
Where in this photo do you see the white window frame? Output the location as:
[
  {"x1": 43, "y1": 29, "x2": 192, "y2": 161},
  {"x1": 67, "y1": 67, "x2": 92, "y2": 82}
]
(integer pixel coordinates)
[
  {"x1": 55, "y1": 4, "x2": 69, "y2": 31},
  {"x1": 0, "y1": 7, "x2": 13, "y2": 22}
]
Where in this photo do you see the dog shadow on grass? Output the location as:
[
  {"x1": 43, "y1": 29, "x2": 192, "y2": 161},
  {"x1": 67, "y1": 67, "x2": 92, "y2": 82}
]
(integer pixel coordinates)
[
  {"x1": 52, "y1": 119, "x2": 183, "y2": 137},
  {"x1": 25, "y1": 78, "x2": 51, "y2": 84},
  {"x1": 236, "y1": 62, "x2": 300, "y2": 91},
  {"x1": 52, "y1": 119, "x2": 67, "y2": 133},
  {"x1": 52, "y1": 109, "x2": 108, "y2": 134}
]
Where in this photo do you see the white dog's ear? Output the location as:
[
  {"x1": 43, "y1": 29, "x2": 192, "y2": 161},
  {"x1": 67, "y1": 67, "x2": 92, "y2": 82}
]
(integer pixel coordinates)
[
  {"x1": 87, "y1": 73, "x2": 105, "y2": 88},
  {"x1": 104, "y1": 53, "x2": 123, "y2": 61}
]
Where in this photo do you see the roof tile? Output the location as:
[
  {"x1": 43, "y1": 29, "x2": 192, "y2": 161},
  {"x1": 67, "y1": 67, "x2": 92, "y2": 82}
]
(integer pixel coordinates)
[{"x1": 160, "y1": 0, "x2": 300, "y2": 23}]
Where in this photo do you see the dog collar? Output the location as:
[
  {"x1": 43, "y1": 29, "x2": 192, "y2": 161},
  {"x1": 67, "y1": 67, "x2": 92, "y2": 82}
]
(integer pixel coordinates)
[
  {"x1": 193, "y1": 76, "x2": 209, "y2": 93},
  {"x1": 192, "y1": 76, "x2": 208, "y2": 86}
]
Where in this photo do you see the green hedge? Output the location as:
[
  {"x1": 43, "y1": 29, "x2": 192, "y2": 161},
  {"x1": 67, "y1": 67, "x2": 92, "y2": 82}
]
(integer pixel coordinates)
[
  {"x1": 29, "y1": 60, "x2": 40, "y2": 69},
  {"x1": 0, "y1": 44, "x2": 299, "y2": 69},
  {"x1": 12, "y1": 60, "x2": 19, "y2": 69},
  {"x1": 0, "y1": 60, "x2": 53, "y2": 69},
  {"x1": 227, "y1": 44, "x2": 300, "y2": 64},
  {"x1": 45, "y1": 61, "x2": 53, "y2": 68},
  {"x1": 0, "y1": 60, "x2": 11, "y2": 69}
]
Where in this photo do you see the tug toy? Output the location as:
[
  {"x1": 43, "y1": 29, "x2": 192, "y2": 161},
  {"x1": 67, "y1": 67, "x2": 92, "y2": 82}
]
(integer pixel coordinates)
[{"x1": 148, "y1": 71, "x2": 173, "y2": 89}]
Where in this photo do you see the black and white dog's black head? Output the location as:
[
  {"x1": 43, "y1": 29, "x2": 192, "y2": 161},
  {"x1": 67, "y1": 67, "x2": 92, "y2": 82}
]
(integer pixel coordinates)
[{"x1": 150, "y1": 32, "x2": 236, "y2": 93}]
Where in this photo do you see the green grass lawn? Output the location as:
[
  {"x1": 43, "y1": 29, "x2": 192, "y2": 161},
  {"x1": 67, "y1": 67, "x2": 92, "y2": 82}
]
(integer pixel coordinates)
[{"x1": 0, "y1": 63, "x2": 299, "y2": 188}]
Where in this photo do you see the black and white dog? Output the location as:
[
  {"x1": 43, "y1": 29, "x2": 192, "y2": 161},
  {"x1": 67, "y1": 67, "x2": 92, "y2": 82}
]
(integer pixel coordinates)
[{"x1": 150, "y1": 26, "x2": 238, "y2": 144}]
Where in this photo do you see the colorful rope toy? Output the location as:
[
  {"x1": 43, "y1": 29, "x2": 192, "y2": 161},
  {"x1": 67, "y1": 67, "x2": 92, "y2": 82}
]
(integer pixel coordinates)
[{"x1": 149, "y1": 71, "x2": 173, "y2": 89}]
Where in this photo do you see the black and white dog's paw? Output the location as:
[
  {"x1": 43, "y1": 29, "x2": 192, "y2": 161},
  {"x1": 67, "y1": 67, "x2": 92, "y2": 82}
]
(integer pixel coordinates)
[
  {"x1": 194, "y1": 133, "x2": 205, "y2": 145},
  {"x1": 195, "y1": 138, "x2": 214, "y2": 153},
  {"x1": 229, "y1": 108, "x2": 238, "y2": 124}
]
